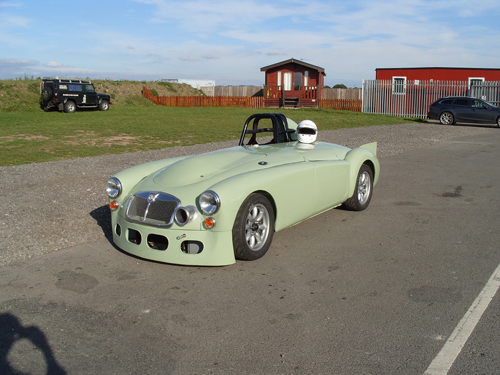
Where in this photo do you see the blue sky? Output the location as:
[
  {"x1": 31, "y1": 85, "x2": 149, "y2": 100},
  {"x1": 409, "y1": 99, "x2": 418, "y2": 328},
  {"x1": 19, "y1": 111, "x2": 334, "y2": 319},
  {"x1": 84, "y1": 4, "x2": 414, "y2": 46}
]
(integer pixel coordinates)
[{"x1": 1, "y1": 0, "x2": 500, "y2": 87}]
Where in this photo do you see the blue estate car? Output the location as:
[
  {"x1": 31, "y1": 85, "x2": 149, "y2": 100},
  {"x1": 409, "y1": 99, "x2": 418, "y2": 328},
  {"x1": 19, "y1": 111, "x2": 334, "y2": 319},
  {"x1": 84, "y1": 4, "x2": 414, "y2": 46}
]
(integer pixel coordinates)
[{"x1": 428, "y1": 96, "x2": 500, "y2": 126}]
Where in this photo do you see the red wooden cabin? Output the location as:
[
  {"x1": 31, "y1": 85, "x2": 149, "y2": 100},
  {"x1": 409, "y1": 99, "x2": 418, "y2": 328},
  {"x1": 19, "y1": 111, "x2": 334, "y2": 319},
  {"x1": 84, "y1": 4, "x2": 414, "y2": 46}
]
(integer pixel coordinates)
[{"x1": 261, "y1": 58, "x2": 325, "y2": 108}]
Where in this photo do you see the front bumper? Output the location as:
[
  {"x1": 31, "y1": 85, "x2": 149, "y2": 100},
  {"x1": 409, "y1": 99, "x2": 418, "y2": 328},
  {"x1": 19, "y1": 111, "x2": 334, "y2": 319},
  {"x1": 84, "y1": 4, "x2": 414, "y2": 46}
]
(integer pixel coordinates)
[{"x1": 112, "y1": 214, "x2": 236, "y2": 266}]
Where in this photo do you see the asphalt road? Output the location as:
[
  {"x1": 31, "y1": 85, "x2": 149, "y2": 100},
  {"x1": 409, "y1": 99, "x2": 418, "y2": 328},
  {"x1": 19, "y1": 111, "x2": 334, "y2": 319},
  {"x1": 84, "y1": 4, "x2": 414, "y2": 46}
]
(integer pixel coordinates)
[{"x1": 1, "y1": 129, "x2": 499, "y2": 374}]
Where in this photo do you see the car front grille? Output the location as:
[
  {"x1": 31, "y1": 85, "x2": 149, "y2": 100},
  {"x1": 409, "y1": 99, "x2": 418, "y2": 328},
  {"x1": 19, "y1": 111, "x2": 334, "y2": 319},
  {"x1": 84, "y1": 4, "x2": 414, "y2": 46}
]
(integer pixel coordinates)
[{"x1": 126, "y1": 192, "x2": 180, "y2": 227}]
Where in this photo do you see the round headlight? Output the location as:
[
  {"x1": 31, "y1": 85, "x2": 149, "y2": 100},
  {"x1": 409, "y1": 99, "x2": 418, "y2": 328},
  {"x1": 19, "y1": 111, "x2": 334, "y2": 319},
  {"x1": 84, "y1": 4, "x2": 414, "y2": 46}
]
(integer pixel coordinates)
[
  {"x1": 199, "y1": 190, "x2": 221, "y2": 215},
  {"x1": 106, "y1": 177, "x2": 122, "y2": 198}
]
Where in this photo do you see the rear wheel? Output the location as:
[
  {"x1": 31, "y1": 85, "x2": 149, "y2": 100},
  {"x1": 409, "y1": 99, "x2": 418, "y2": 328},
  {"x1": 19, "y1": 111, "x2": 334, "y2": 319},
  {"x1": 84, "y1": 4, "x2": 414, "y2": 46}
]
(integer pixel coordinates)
[
  {"x1": 439, "y1": 111, "x2": 454, "y2": 125},
  {"x1": 232, "y1": 193, "x2": 275, "y2": 261},
  {"x1": 496, "y1": 116, "x2": 500, "y2": 127},
  {"x1": 64, "y1": 101, "x2": 76, "y2": 113},
  {"x1": 343, "y1": 164, "x2": 373, "y2": 211}
]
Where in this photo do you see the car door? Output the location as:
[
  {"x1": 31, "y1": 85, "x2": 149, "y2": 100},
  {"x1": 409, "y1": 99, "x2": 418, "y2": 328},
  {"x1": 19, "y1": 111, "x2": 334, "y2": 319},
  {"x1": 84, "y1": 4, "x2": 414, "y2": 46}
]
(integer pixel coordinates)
[
  {"x1": 312, "y1": 160, "x2": 350, "y2": 209},
  {"x1": 298, "y1": 143, "x2": 351, "y2": 211},
  {"x1": 470, "y1": 99, "x2": 493, "y2": 123},
  {"x1": 84, "y1": 84, "x2": 98, "y2": 105},
  {"x1": 452, "y1": 98, "x2": 473, "y2": 122}
]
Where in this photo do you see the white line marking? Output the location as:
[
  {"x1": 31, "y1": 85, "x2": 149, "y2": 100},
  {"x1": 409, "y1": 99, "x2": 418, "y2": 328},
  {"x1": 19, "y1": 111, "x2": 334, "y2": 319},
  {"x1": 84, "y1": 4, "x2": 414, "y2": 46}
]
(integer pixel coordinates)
[{"x1": 424, "y1": 262, "x2": 500, "y2": 374}]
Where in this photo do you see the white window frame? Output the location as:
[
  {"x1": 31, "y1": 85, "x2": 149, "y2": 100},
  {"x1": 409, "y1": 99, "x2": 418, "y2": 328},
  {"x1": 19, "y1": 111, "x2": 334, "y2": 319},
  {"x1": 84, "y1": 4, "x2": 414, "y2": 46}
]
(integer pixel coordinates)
[
  {"x1": 284, "y1": 72, "x2": 292, "y2": 91},
  {"x1": 468, "y1": 77, "x2": 486, "y2": 100},
  {"x1": 468, "y1": 77, "x2": 485, "y2": 88},
  {"x1": 392, "y1": 76, "x2": 407, "y2": 95}
]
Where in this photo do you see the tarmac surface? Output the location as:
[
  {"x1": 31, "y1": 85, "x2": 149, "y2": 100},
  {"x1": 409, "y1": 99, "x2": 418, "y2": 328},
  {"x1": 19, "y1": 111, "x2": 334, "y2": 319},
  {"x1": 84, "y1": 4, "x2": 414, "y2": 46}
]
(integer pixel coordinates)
[{"x1": 1, "y1": 124, "x2": 499, "y2": 374}]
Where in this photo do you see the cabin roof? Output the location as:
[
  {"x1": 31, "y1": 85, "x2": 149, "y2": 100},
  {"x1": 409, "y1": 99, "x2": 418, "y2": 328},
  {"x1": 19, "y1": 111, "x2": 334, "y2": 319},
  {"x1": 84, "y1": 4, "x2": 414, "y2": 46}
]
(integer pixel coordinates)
[{"x1": 261, "y1": 58, "x2": 325, "y2": 74}]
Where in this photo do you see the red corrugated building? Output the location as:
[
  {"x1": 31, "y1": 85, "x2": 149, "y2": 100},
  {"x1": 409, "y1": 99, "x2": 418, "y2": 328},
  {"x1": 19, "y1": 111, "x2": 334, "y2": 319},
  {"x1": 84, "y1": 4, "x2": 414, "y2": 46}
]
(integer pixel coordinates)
[{"x1": 376, "y1": 67, "x2": 500, "y2": 86}]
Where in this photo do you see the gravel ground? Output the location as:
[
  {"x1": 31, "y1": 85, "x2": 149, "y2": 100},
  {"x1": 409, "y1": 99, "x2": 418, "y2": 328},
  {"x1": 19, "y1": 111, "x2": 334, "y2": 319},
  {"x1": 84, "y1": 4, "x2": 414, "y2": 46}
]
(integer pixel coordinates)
[{"x1": 0, "y1": 121, "x2": 488, "y2": 266}]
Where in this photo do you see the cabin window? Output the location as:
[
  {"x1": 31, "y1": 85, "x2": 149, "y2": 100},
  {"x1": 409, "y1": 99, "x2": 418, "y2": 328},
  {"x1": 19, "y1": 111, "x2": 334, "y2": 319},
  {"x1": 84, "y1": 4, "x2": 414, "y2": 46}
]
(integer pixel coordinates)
[
  {"x1": 277, "y1": 71, "x2": 282, "y2": 87},
  {"x1": 284, "y1": 72, "x2": 292, "y2": 91},
  {"x1": 392, "y1": 76, "x2": 406, "y2": 94},
  {"x1": 304, "y1": 71, "x2": 309, "y2": 86}
]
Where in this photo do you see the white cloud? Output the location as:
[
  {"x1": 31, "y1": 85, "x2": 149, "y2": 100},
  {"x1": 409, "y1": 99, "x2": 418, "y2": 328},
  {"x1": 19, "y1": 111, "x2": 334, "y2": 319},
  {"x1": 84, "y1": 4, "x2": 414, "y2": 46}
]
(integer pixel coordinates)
[
  {"x1": 0, "y1": 14, "x2": 30, "y2": 27},
  {"x1": 0, "y1": 2, "x2": 22, "y2": 8},
  {"x1": 44, "y1": 61, "x2": 63, "y2": 67}
]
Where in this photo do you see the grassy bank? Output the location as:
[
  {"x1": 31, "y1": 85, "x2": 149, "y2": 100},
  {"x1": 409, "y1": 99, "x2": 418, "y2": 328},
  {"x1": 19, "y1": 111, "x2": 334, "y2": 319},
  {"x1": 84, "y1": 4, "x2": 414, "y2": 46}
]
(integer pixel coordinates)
[
  {"x1": 0, "y1": 78, "x2": 203, "y2": 112},
  {"x1": 0, "y1": 106, "x2": 414, "y2": 166}
]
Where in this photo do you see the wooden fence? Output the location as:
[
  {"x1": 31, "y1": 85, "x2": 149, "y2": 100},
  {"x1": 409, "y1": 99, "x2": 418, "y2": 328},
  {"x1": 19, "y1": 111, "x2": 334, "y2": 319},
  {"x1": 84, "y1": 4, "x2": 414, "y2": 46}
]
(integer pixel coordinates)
[
  {"x1": 143, "y1": 86, "x2": 263, "y2": 108},
  {"x1": 319, "y1": 99, "x2": 362, "y2": 111},
  {"x1": 143, "y1": 86, "x2": 362, "y2": 111}
]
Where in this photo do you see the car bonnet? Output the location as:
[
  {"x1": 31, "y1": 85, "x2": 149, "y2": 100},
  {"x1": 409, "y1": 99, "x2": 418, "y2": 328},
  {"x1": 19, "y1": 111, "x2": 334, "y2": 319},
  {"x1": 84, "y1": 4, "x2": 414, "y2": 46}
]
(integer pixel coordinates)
[{"x1": 150, "y1": 145, "x2": 304, "y2": 188}]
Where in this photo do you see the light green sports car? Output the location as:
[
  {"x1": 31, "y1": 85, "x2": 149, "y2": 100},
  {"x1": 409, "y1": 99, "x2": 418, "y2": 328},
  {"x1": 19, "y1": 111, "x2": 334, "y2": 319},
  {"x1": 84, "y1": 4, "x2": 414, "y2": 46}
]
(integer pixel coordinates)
[{"x1": 106, "y1": 113, "x2": 379, "y2": 266}]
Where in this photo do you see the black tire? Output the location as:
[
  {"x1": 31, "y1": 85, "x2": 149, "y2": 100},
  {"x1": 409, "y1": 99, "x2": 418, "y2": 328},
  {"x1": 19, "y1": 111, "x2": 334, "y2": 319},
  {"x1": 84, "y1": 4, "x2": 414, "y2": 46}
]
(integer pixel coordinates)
[
  {"x1": 232, "y1": 193, "x2": 275, "y2": 261},
  {"x1": 439, "y1": 111, "x2": 455, "y2": 125},
  {"x1": 41, "y1": 87, "x2": 52, "y2": 102},
  {"x1": 98, "y1": 100, "x2": 109, "y2": 111},
  {"x1": 496, "y1": 116, "x2": 500, "y2": 127},
  {"x1": 64, "y1": 101, "x2": 76, "y2": 113},
  {"x1": 343, "y1": 164, "x2": 373, "y2": 211}
]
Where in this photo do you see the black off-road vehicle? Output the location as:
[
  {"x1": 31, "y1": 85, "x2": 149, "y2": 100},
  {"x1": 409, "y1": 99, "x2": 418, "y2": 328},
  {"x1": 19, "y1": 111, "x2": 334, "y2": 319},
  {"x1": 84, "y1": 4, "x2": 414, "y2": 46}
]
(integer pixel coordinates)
[{"x1": 40, "y1": 78, "x2": 111, "y2": 113}]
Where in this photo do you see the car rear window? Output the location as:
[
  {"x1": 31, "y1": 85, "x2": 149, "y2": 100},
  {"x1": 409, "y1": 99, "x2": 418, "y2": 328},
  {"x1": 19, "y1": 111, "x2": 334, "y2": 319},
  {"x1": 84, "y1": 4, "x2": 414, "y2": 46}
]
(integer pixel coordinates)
[
  {"x1": 454, "y1": 98, "x2": 470, "y2": 106},
  {"x1": 440, "y1": 99, "x2": 455, "y2": 105}
]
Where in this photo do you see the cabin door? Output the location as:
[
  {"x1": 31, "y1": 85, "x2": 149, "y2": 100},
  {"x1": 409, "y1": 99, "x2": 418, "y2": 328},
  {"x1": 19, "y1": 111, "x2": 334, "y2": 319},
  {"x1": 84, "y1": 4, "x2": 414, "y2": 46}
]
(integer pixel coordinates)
[{"x1": 283, "y1": 72, "x2": 301, "y2": 98}]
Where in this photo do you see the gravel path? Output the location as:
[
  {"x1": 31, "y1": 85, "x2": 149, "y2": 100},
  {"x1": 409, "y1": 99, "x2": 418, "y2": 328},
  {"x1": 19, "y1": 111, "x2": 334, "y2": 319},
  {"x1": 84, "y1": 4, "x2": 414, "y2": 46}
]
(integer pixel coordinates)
[{"x1": 0, "y1": 121, "x2": 488, "y2": 265}]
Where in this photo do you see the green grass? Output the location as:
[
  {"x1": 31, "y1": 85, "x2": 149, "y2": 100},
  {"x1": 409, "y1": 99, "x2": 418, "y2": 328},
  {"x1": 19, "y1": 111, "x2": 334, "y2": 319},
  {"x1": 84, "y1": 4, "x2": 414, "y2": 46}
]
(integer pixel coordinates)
[{"x1": 0, "y1": 106, "x2": 416, "y2": 166}]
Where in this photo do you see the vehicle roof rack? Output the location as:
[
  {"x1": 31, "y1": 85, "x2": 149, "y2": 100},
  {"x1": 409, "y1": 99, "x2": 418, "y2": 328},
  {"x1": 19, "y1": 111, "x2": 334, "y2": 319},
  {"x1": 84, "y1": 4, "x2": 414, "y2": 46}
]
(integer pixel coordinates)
[{"x1": 42, "y1": 77, "x2": 92, "y2": 84}]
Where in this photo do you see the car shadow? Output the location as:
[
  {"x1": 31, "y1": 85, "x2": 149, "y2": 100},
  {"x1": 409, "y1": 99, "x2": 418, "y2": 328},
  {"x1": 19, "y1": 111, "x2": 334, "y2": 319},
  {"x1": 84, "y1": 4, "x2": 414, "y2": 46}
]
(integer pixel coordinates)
[
  {"x1": 89, "y1": 205, "x2": 113, "y2": 243},
  {"x1": 428, "y1": 120, "x2": 499, "y2": 129}
]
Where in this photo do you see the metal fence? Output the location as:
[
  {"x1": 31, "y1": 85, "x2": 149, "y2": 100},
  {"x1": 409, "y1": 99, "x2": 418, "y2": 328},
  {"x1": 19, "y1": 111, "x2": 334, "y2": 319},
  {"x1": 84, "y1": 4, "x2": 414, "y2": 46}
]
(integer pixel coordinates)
[{"x1": 362, "y1": 79, "x2": 500, "y2": 119}]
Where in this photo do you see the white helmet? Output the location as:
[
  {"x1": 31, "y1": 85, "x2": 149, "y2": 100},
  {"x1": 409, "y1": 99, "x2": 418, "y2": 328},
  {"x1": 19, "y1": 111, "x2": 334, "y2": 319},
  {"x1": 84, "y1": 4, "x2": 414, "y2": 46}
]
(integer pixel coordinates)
[{"x1": 297, "y1": 120, "x2": 317, "y2": 144}]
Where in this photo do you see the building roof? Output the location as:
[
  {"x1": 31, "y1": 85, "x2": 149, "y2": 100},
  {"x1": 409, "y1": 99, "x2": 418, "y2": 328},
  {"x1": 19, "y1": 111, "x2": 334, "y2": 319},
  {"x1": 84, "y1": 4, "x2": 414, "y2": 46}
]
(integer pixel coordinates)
[
  {"x1": 261, "y1": 58, "x2": 325, "y2": 74},
  {"x1": 376, "y1": 67, "x2": 500, "y2": 71}
]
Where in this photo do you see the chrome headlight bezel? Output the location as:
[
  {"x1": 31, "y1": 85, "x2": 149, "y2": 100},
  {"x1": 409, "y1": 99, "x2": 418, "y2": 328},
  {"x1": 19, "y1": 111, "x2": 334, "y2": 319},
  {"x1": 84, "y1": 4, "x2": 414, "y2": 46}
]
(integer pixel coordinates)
[
  {"x1": 199, "y1": 190, "x2": 221, "y2": 215},
  {"x1": 106, "y1": 177, "x2": 122, "y2": 198}
]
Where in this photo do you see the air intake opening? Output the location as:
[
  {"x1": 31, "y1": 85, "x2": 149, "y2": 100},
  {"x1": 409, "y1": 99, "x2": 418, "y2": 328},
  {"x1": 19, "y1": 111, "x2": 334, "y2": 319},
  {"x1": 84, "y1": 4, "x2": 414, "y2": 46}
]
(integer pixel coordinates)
[
  {"x1": 128, "y1": 229, "x2": 142, "y2": 245},
  {"x1": 175, "y1": 206, "x2": 198, "y2": 226},
  {"x1": 181, "y1": 241, "x2": 204, "y2": 254},
  {"x1": 116, "y1": 223, "x2": 122, "y2": 236},
  {"x1": 175, "y1": 208, "x2": 189, "y2": 225},
  {"x1": 147, "y1": 234, "x2": 168, "y2": 251}
]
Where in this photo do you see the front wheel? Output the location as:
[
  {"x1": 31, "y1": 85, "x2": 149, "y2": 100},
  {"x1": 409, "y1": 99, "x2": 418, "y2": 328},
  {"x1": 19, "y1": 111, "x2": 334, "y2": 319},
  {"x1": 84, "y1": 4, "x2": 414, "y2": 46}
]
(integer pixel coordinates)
[
  {"x1": 232, "y1": 193, "x2": 275, "y2": 261},
  {"x1": 343, "y1": 164, "x2": 373, "y2": 211},
  {"x1": 496, "y1": 116, "x2": 500, "y2": 127},
  {"x1": 439, "y1": 111, "x2": 454, "y2": 125},
  {"x1": 64, "y1": 101, "x2": 76, "y2": 113},
  {"x1": 99, "y1": 100, "x2": 109, "y2": 111}
]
